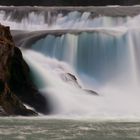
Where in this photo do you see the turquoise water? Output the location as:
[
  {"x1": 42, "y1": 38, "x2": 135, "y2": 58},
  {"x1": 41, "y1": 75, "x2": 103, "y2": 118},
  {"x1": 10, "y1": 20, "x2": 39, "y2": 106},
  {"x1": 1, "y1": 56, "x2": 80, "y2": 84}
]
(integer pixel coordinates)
[{"x1": 0, "y1": 118, "x2": 140, "y2": 140}]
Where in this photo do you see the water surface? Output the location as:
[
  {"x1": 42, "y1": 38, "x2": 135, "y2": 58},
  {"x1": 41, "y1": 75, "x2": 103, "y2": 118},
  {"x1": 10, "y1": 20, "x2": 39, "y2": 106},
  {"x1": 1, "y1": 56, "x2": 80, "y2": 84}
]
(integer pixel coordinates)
[{"x1": 0, "y1": 118, "x2": 140, "y2": 140}]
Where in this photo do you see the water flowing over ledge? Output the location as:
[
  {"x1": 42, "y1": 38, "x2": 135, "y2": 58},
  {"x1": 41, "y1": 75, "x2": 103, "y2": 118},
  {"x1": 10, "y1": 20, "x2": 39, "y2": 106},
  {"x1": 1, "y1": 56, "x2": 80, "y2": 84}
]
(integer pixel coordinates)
[
  {"x1": 1, "y1": 6, "x2": 140, "y2": 30},
  {"x1": 1, "y1": 6, "x2": 140, "y2": 16}
]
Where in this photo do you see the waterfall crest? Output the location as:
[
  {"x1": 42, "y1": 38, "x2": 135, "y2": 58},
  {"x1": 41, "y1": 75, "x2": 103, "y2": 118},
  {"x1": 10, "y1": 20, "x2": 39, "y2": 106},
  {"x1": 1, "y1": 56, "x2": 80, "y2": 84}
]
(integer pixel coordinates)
[{"x1": 1, "y1": 6, "x2": 140, "y2": 30}]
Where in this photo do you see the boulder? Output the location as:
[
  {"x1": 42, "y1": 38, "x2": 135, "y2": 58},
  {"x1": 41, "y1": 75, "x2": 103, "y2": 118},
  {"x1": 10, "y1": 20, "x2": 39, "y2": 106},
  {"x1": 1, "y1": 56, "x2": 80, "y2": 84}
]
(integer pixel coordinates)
[{"x1": 0, "y1": 24, "x2": 50, "y2": 115}]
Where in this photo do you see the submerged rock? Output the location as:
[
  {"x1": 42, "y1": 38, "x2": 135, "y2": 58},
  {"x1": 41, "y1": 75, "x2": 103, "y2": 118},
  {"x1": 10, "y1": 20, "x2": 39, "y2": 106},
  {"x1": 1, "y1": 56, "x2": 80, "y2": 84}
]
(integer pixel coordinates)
[
  {"x1": 84, "y1": 89, "x2": 98, "y2": 96},
  {"x1": 60, "y1": 72, "x2": 81, "y2": 88},
  {"x1": 61, "y1": 72, "x2": 98, "y2": 95},
  {"x1": 0, "y1": 24, "x2": 50, "y2": 116}
]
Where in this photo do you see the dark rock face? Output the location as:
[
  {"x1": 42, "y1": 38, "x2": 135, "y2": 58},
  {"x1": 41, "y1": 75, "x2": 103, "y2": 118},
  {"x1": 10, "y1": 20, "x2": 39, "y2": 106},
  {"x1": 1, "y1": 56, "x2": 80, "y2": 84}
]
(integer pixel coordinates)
[
  {"x1": 0, "y1": 24, "x2": 50, "y2": 116},
  {"x1": 8, "y1": 46, "x2": 50, "y2": 114},
  {"x1": 0, "y1": 82, "x2": 37, "y2": 116}
]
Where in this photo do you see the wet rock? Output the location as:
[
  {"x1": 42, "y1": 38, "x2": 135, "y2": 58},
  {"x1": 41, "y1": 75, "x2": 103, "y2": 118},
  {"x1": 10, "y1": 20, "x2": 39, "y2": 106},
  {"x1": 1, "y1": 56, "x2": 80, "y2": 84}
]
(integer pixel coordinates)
[
  {"x1": 84, "y1": 89, "x2": 98, "y2": 96},
  {"x1": 61, "y1": 72, "x2": 98, "y2": 95},
  {"x1": 60, "y1": 72, "x2": 81, "y2": 88},
  {"x1": 0, "y1": 24, "x2": 50, "y2": 115},
  {"x1": 0, "y1": 83, "x2": 38, "y2": 116}
]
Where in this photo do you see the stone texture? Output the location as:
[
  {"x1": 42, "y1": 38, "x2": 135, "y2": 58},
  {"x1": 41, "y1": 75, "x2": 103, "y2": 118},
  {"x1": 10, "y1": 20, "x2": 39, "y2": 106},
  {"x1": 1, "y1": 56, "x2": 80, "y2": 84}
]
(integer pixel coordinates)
[{"x1": 0, "y1": 24, "x2": 50, "y2": 116}]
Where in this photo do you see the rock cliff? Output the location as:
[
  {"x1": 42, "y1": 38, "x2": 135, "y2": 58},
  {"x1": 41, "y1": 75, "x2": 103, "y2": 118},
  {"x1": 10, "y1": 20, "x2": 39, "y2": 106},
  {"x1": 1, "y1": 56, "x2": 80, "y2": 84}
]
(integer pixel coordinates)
[{"x1": 0, "y1": 24, "x2": 50, "y2": 116}]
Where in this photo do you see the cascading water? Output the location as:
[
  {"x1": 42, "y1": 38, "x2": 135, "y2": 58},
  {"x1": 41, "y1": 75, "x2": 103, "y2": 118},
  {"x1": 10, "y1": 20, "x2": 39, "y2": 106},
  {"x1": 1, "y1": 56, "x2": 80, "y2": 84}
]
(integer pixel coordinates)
[
  {"x1": 2, "y1": 6, "x2": 140, "y2": 117},
  {"x1": 20, "y1": 28, "x2": 140, "y2": 117},
  {"x1": 29, "y1": 31, "x2": 137, "y2": 87},
  {"x1": 0, "y1": 6, "x2": 139, "y2": 30}
]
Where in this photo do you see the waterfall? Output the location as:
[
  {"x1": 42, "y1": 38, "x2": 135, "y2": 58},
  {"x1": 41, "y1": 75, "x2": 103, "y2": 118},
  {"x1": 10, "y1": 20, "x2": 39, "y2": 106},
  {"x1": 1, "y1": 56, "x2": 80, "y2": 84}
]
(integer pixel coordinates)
[
  {"x1": 23, "y1": 50, "x2": 100, "y2": 116},
  {"x1": 20, "y1": 28, "x2": 140, "y2": 117},
  {"x1": 2, "y1": 6, "x2": 140, "y2": 117},
  {"x1": 22, "y1": 48, "x2": 140, "y2": 117},
  {"x1": 29, "y1": 30, "x2": 139, "y2": 87},
  {"x1": 21, "y1": 29, "x2": 140, "y2": 117}
]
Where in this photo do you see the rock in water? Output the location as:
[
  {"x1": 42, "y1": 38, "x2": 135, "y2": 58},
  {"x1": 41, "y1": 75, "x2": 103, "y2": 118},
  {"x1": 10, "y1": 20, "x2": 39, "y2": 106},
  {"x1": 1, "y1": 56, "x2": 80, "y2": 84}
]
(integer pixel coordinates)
[
  {"x1": 61, "y1": 72, "x2": 98, "y2": 95},
  {"x1": 0, "y1": 80, "x2": 37, "y2": 116},
  {"x1": 84, "y1": 89, "x2": 98, "y2": 96},
  {"x1": 0, "y1": 24, "x2": 50, "y2": 116}
]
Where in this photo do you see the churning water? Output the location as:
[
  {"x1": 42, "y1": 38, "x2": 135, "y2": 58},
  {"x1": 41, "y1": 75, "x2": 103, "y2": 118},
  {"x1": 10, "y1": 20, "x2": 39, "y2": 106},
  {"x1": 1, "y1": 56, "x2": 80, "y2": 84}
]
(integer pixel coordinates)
[{"x1": 1, "y1": 117, "x2": 140, "y2": 140}]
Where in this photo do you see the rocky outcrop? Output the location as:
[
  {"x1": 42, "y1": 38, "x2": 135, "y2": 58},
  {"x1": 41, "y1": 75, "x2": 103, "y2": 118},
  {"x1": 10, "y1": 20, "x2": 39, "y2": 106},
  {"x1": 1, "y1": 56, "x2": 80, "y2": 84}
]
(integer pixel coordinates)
[
  {"x1": 0, "y1": 79, "x2": 37, "y2": 116},
  {"x1": 0, "y1": 24, "x2": 50, "y2": 116},
  {"x1": 61, "y1": 72, "x2": 98, "y2": 95}
]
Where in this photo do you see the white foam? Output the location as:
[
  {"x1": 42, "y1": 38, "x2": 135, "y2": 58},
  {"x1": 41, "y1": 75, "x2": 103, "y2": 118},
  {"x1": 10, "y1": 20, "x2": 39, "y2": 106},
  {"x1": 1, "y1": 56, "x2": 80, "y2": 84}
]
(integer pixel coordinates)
[{"x1": 22, "y1": 50, "x2": 140, "y2": 117}]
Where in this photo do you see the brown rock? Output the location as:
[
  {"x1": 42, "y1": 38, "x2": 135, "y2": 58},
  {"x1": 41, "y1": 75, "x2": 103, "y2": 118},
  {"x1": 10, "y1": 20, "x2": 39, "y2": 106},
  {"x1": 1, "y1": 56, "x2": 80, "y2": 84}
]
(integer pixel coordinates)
[{"x1": 0, "y1": 24, "x2": 50, "y2": 116}]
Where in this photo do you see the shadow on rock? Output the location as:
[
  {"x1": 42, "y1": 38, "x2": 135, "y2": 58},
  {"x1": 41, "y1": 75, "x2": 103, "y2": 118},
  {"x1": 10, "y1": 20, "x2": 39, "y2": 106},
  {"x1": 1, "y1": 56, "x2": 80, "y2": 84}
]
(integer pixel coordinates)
[{"x1": 0, "y1": 24, "x2": 51, "y2": 116}]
